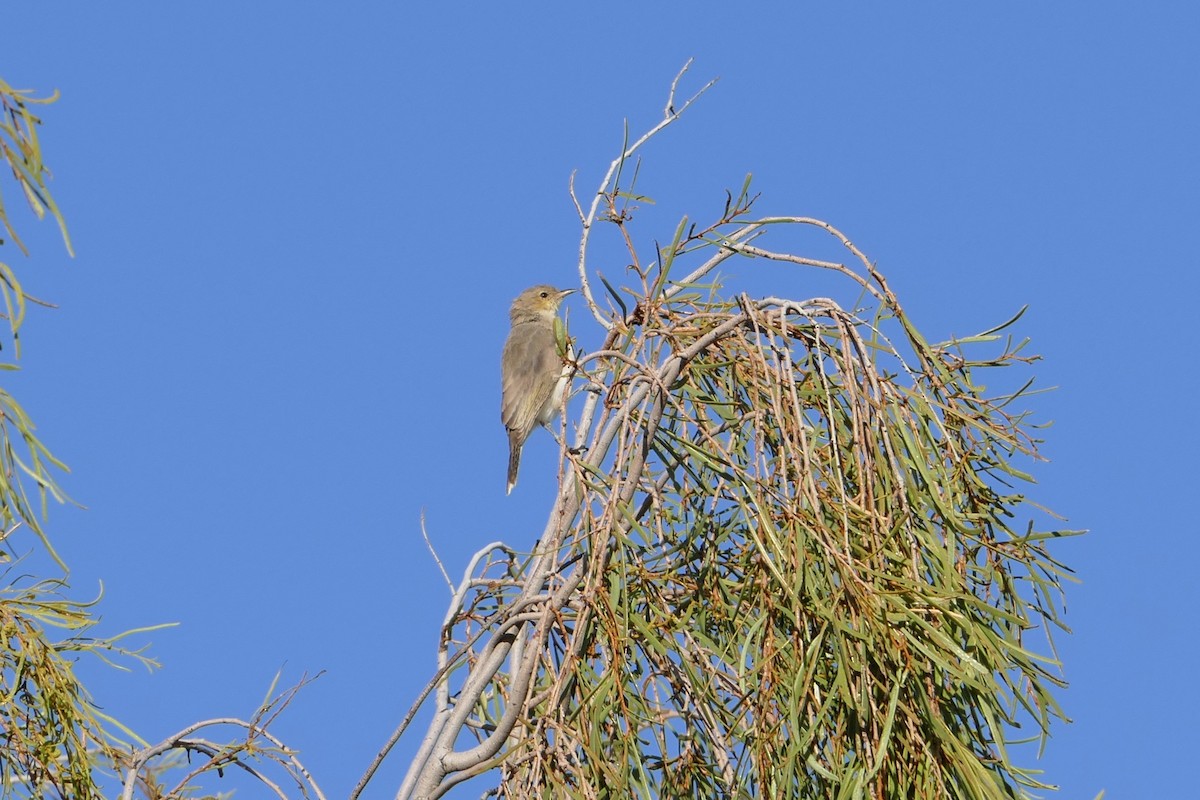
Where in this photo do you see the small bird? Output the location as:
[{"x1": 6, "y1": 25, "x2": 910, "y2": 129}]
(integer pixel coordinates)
[{"x1": 501, "y1": 285, "x2": 575, "y2": 494}]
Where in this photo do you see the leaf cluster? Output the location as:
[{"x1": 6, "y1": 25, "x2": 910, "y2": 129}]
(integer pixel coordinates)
[
  {"x1": 0, "y1": 79, "x2": 321, "y2": 800},
  {"x1": 489, "y1": 176, "x2": 1077, "y2": 798},
  {"x1": 380, "y1": 65, "x2": 1078, "y2": 800},
  {"x1": 0, "y1": 79, "x2": 73, "y2": 551}
]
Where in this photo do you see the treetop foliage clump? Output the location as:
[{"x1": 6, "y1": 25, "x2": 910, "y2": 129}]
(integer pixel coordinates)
[{"x1": 386, "y1": 64, "x2": 1079, "y2": 800}]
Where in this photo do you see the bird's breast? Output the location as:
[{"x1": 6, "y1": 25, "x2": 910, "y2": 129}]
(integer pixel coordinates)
[{"x1": 538, "y1": 371, "x2": 570, "y2": 426}]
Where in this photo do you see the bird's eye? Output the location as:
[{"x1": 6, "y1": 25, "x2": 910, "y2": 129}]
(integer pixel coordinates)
[{"x1": 540, "y1": 291, "x2": 549, "y2": 298}]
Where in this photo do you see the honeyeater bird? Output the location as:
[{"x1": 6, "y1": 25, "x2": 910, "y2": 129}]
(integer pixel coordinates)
[{"x1": 501, "y1": 285, "x2": 575, "y2": 494}]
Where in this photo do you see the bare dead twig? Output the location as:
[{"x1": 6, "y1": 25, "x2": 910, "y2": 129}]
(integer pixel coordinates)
[{"x1": 573, "y1": 59, "x2": 719, "y2": 328}]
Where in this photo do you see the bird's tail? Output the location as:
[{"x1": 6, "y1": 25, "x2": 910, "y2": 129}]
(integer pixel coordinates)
[{"x1": 506, "y1": 434, "x2": 522, "y2": 495}]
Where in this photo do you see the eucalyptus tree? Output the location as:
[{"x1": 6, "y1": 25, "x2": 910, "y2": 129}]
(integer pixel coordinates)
[{"x1": 369, "y1": 64, "x2": 1077, "y2": 800}]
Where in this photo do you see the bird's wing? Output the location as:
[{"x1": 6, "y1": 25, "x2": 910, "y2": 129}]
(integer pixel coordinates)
[{"x1": 501, "y1": 322, "x2": 562, "y2": 436}]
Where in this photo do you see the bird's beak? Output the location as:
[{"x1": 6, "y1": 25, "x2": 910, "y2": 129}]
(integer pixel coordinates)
[{"x1": 559, "y1": 289, "x2": 576, "y2": 299}]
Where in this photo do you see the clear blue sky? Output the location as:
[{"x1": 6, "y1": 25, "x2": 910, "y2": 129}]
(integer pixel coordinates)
[{"x1": 5, "y1": 4, "x2": 1196, "y2": 798}]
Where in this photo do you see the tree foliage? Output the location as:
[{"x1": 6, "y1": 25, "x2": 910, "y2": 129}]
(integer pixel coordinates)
[
  {"x1": 0, "y1": 79, "x2": 322, "y2": 800},
  {"x1": 0, "y1": 76, "x2": 120, "y2": 800},
  {"x1": 0, "y1": 80, "x2": 73, "y2": 552},
  {"x1": 379, "y1": 65, "x2": 1077, "y2": 800}
]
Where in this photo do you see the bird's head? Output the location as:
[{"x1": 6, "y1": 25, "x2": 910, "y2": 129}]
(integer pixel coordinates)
[{"x1": 510, "y1": 285, "x2": 575, "y2": 323}]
